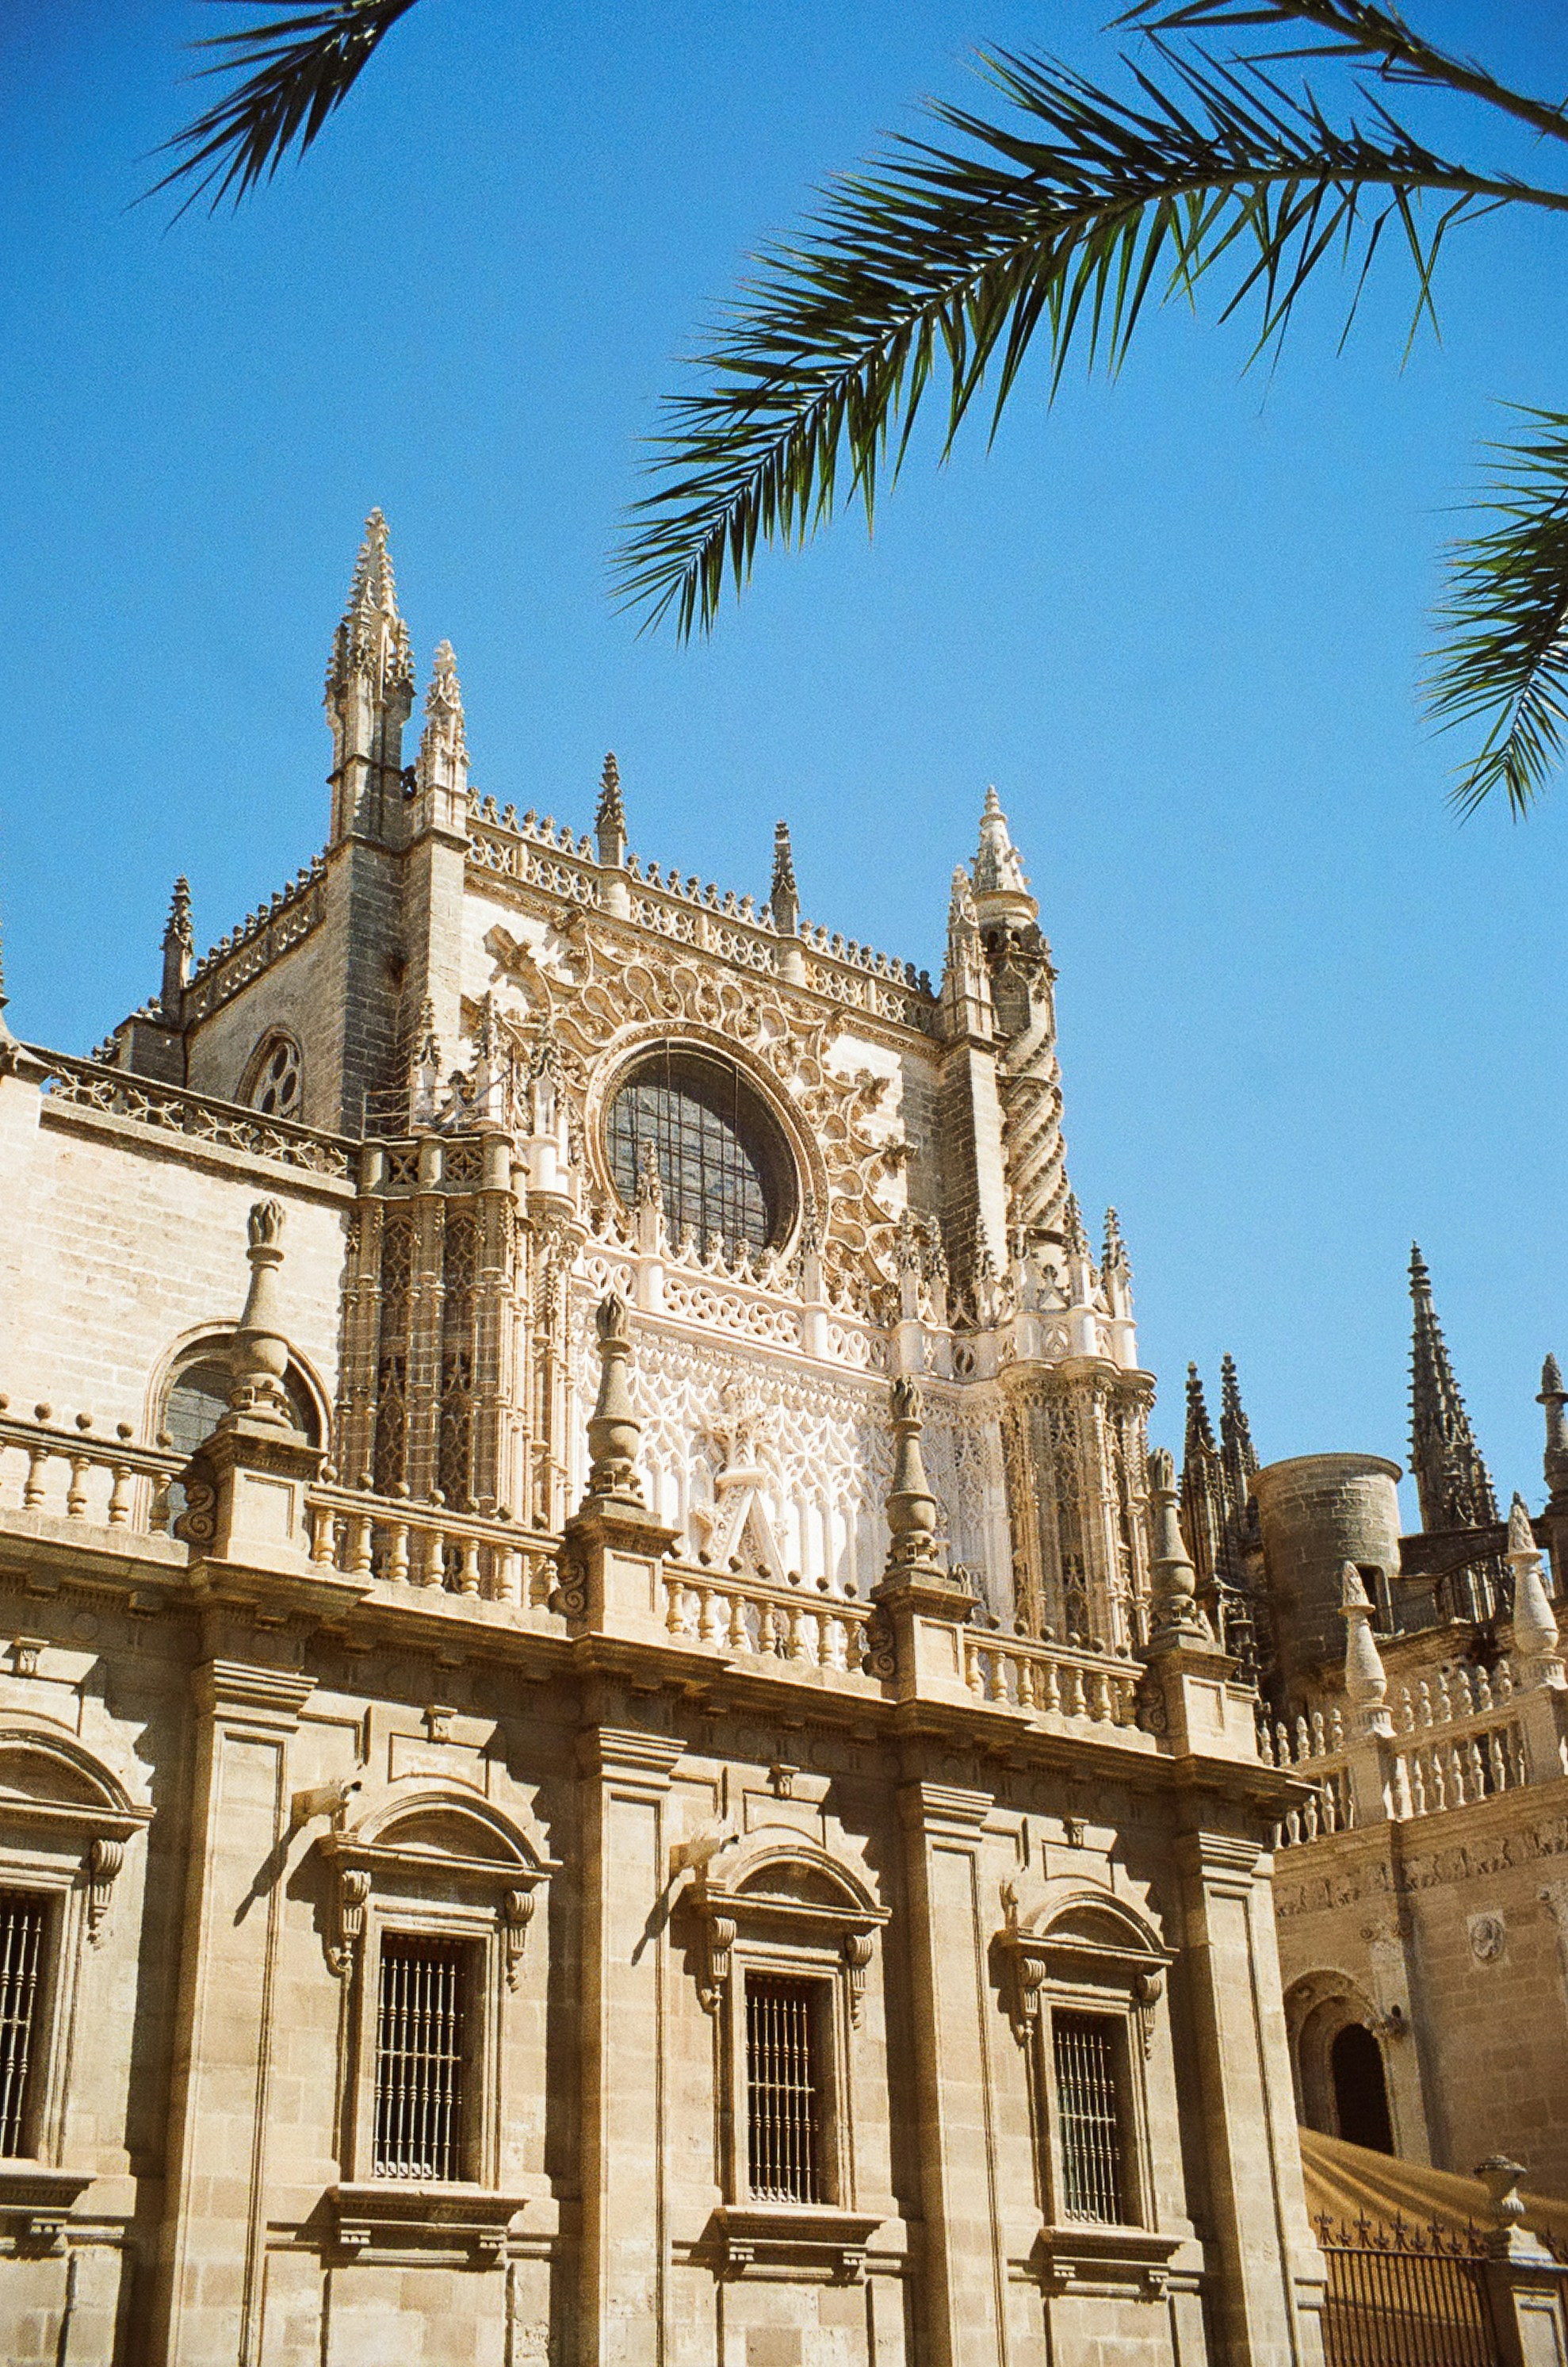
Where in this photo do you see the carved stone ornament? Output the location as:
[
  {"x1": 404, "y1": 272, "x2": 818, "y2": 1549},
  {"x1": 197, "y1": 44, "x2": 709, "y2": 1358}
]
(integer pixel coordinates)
[
  {"x1": 998, "y1": 1878, "x2": 1172, "y2": 2053},
  {"x1": 503, "y1": 1886, "x2": 536, "y2": 1991},
  {"x1": 328, "y1": 1866, "x2": 372, "y2": 1977},
  {"x1": 687, "y1": 1832, "x2": 888, "y2": 2020},
  {"x1": 86, "y1": 1836, "x2": 125, "y2": 1948}
]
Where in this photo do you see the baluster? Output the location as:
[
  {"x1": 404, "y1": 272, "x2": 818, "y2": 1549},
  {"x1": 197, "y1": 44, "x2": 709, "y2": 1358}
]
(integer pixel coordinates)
[
  {"x1": 349, "y1": 1513, "x2": 373, "y2": 1576},
  {"x1": 1310, "y1": 1709, "x2": 1326, "y2": 1760},
  {"x1": 1398, "y1": 1685, "x2": 1415, "y2": 1734},
  {"x1": 310, "y1": 1501, "x2": 335, "y2": 1565},
  {"x1": 414, "y1": 1522, "x2": 443, "y2": 1588},
  {"x1": 106, "y1": 1461, "x2": 133, "y2": 1528},
  {"x1": 963, "y1": 1641, "x2": 982, "y2": 1696},
  {"x1": 1040, "y1": 1657, "x2": 1061, "y2": 1715},
  {"x1": 1275, "y1": 1721, "x2": 1292, "y2": 1766},
  {"x1": 1476, "y1": 1665, "x2": 1494, "y2": 1712},
  {"x1": 726, "y1": 1593, "x2": 751, "y2": 1655},
  {"x1": 1436, "y1": 1668, "x2": 1453, "y2": 1723},
  {"x1": 1064, "y1": 1665, "x2": 1086, "y2": 1719},
  {"x1": 823, "y1": 1613, "x2": 847, "y2": 1672},
  {"x1": 1487, "y1": 1730, "x2": 1508, "y2": 1794},
  {"x1": 492, "y1": 1542, "x2": 520, "y2": 1604},
  {"x1": 1496, "y1": 1659, "x2": 1515, "y2": 1701},
  {"x1": 987, "y1": 1649, "x2": 1009, "y2": 1703},
  {"x1": 1390, "y1": 1752, "x2": 1413, "y2": 1820},
  {"x1": 1303, "y1": 1790, "x2": 1320, "y2": 1840},
  {"x1": 457, "y1": 1535, "x2": 481, "y2": 1596},
  {"x1": 386, "y1": 1519, "x2": 410, "y2": 1585},
  {"x1": 664, "y1": 1576, "x2": 686, "y2": 1636},
  {"x1": 786, "y1": 1604, "x2": 812, "y2": 1664},
  {"x1": 1466, "y1": 1737, "x2": 1486, "y2": 1798},
  {"x1": 1256, "y1": 1722, "x2": 1275, "y2": 1767},
  {"x1": 756, "y1": 1602, "x2": 778, "y2": 1656},
  {"x1": 1417, "y1": 1679, "x2": 1434, "y2": 1728},
  {"x1": 1089, "y1": 1669, "x2": 1111, "y2": 1722},
  {"x1": 699, "y1": 1586, "x2": 725, "y2": 1645},
  {"x1": 1429, "y1": 1747, "x2": 1449, "y2": 1812},
  {"x1": 1329, "y1": 1704, "x2": 1344, "y2": 1751},
  {"x1": 23, "y1": 1438, "x2": 50, "y2": 1510},
  {"x1": 1295, "y1": 1714, "x2": 1311, "y2": 1764},
  {"x1": 1408, "y1": 1752, "x2": 1427, "y2": 1817}
]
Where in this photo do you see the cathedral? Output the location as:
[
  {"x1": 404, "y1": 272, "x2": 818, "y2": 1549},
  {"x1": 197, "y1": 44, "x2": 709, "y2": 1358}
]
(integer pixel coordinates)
[{"x1": 0, "y1": 511, "x2": 1335, "y2": 2365}]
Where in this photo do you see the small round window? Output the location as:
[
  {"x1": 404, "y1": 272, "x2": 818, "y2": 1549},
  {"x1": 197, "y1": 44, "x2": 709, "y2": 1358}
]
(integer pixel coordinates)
[
  {"x1": 247, "y1": 1034, "x2": 302, "y2": 1120},
  {"x1": 606, "y1": 1049, "x2": 794, "y2": 1257}
]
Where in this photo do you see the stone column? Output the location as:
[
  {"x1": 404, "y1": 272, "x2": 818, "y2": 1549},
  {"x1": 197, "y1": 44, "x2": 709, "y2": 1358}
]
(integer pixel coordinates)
[
  {"x1": 154, "y1": 1652, "x2": 316, "y2": 2367},
  {"x1": 1172, "y1": 1825, "x2": 1326, "y2": 2367},
  {"x1": 896, "y1": 1776, "x2": 1008, "y2": 2367},
  {"x1": 576, "y1": 1716, "x2": 686, "y2": 2365}
]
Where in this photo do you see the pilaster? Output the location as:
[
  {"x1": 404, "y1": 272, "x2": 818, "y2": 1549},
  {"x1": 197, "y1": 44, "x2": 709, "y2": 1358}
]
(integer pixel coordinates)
[
  {"x1": 1171, "y1": 1826, "x2": 1326, "y2": 2367},
  {"x1": 576, "y1": 1716, "x2": 686, "y2": 2365},
  {"x1": 155, "y1": 1650, "x2": 316, "y2": 2367},
  {"x1": 896, "y1": 1776, "x2": 1008, "y2": 2367}
]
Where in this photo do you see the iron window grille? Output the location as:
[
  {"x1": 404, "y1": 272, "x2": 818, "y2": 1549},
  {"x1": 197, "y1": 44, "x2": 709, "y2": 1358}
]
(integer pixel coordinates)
[
  {"x1": 0, "y1": 1892, "x2": 47, "y2": 2158},
  {"x1": 746, "y1": 1974, "x2": 825, "y2": 2204},
  {"x1": 373, "y1": 1935, "x2": 468, "y2": 2181},
  {"x1": 606, "y1": 1051, "x2": 789, "y2": 1258},
  {"x1": 1053, "y1": 2010, "x2": 1126, "y2": 2224}
]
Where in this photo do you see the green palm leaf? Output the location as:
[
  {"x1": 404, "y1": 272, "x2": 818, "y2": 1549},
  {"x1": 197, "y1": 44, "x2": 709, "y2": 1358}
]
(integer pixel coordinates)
[
  {"x1": 147, "y1": 0, "x2": 420, "y2": 215},
  {"x1": 1428, "y1": 414, "x2": 1568, "y2": 819},
  {"x1": 617, "y1": 40, "x2": 1568, "y2": 639}
]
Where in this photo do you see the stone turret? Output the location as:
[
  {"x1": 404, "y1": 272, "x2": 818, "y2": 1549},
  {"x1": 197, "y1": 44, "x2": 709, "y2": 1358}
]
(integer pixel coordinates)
[
  {"x1": 325, "y1": 508, "x2": 416, "y2": 848},
  {"x1": 161, "y1": 878, "x2": 193, "y2": 1021}
]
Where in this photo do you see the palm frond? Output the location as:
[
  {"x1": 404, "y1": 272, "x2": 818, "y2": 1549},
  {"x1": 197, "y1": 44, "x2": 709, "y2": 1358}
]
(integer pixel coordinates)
[
  {"x1": 147, "y1": 0, "x2": 419, "y2": 215},
  {"x1": 619, "y1": 42, "x2": 1567, "y2": 636},
  {"x1": 1120, "y1": 2, "x2": 1568, "y2": 147},
  {"x1": 1428, "y1": 412, "x2": 1568, "y2": 818}
]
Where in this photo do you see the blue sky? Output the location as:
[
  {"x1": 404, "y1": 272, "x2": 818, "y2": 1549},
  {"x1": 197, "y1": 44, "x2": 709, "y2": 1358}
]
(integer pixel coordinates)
[{"x1": 1, "y1": 1, "x2": 1564, "y2": 1515}]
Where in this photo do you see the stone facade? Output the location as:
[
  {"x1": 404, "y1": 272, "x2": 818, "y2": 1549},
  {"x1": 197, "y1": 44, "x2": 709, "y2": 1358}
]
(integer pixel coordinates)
[
  {"x1": 0, "y1": 517, "x2": 1326, "y2": 2365},
  {"x1": 1184, "y1": 1270, "x2": 1568, "y2": 2201}
]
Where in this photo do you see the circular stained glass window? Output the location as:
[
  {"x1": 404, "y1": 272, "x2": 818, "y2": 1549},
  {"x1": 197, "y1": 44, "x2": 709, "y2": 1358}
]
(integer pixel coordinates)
[{"x1": 606, "y1": 1050, "x2": 794, "y2": 1257}]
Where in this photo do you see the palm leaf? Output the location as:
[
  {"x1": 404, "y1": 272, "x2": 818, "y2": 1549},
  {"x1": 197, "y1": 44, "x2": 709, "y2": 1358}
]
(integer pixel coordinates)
[
  {"x1": 1428, "y1": 412, "x2": 1568, "y2": 818},
  {"x1": 147, "y1": 0, "x2": 420, "y2": 214},
  {"x1": 618, "y1": 41, "x2": 1568, "y2": 637}
]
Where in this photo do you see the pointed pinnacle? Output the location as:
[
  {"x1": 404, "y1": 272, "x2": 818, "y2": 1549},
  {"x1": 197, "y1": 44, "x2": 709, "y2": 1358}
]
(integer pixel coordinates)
[
  {"x1": 1542, "y1": 1354, "x2": 1565, "y2": 1401},
  {"x1": 596, "y1": 752, "x2": 625, "y2": 836},
  {"x1": 771, "y1": 819, "x2": 797, "y2": 901},
  {"x1": 1184, "y1": 1364, "x2": 1218, "y2": 1454},
  {"x1": 1102, "y1": 1206, "x2": 1126, "y2": 1268},
  {"x1": 350, "y1": 507, "x2": 399, "y2": 616}
]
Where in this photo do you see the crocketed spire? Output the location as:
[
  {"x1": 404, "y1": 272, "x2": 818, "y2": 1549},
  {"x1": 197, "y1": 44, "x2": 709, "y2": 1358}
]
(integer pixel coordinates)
[
  {"x1": 970, "y1": 785, "x2": 1036, "y2": 934},
  {"x1": 161, "y1": 876, "x2": 193, "y2": 1017},
  {"x1": 595, "y1": 753, "x2": 626, "y2": 868},
  {"x1": 770, "y1": 820, "x2": 798, "y2": 935},
  {"x1": 324, "y1": 509, "x2": 416, "y2": 847},
  {"x1": 1408, "y1": 1244, "x2": 1499, "y2": 1533}
]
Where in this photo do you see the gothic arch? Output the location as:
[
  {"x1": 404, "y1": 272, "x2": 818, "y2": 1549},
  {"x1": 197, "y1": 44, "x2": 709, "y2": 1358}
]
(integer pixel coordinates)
[{"x1": 238, "y1": 1029, "x2": 304, "y2": 1121}]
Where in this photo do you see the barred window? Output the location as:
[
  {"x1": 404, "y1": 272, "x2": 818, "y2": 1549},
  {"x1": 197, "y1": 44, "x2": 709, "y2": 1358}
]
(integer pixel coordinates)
[
  {"x1": 1053, "y1": 2011, "x2": 1126, "y2": 2224},
  {"x1": 373, "y1": 1936, "x2": 468, "y2": 2181},
  {"x1": 747, "y1": 1974, "x2": 825, "y2": 2204},
  {"x1": 0, "y1": 1892, "x2": 47, "y2": 2158},
  {"x1": 606, "y1": 1051, "x2": 792, "y2": 1258}
]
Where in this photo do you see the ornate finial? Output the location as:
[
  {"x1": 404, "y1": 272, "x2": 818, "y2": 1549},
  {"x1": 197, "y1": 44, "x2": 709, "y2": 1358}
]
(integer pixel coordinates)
[
  {"x1": 1219, "y1": 1354, "x2": 1257, "y2": 1477},
  {"x1": 1506, "y1": 1492, "x2": 1563, "y2": 1682},
  {"x1": 1147, "y1": 1443, "x2": 1211, "y2": 1649},
  {"x1": 1340, "y1": 1560, "x2": 1390, "y2": 1728},
  {"x1": 1185, "y1": 1364, "x2": 1217, "y2": 1454},
  {"x1": 1408, "y1": 1244, "x2": 1499, "y2": 1533},
  {"x1": 162, "y1": 874, "x2": 193, "y2": 1020},
  {"x1": 1102, "y1": 1207, "x2": 1128, "y2": 1273},
  {"x1": 1062, "y1": 1192, "x2": 1090, "y2": 1261},
  {"x1": 595, "y1": 752, "x2": 626, "y2": 870},
  {"x1": 423, "y1": 640, "x2": 467, "y2": 745},
  {"x1": 1539, "y1": 1355, "x2": 1568, "y2": 1505},
  {"x1": 882, "y1": 1377, "x2": 949, "y2": 1580},
  {"x1": 971, "y1": 784, "x2": 1034, "y2": 917},
  {"x1": 225, "y1": 1201, "x2": 297, "y2": 1429},
  {"x1": 583, "y1": 1292, "x2": 644, "y2": 1506},
  {"x1": 947, "y1": 864, "x2": 977, "y2": 931},
  {"x1": 770, "y1": 821, "x2": 799, "y2": 936}
]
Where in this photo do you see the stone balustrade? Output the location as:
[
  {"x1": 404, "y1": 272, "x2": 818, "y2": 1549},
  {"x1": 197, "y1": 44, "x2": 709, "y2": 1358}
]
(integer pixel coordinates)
[
  {"x1": 962, "y1": 1631, "x2": 1142, "y2": 1727},
  {"x1": 0, "y1": 1400, "x2": 181, "y2": 1530},
  {"x1": 659, "y1": 1561, "x2": 874, "y2": 1679},
  {"x1": 304, "y1": 1482, "x2": 560, "y2": 1607}
]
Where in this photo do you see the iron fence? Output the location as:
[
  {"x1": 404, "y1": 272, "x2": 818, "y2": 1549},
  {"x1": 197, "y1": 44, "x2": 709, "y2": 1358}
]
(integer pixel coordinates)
[{"x1": 1315, "y1": 2212, "x2": 1497, "y2": 2367}]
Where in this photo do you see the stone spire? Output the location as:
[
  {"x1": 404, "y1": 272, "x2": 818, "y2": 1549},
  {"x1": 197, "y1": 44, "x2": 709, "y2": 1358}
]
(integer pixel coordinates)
[
  {"x1": 940, "y1": 864, "x2": 991, "y2": 1033},
  {"x1": 160, "y1": 878, "x2": 193, "y2": 1019},
  {"x1": 971, "y1": 786, "x2": 1035, "y2": 930},
  {"x1": 1180, "y1": 1365, "x2": 1225, "y2": 1604},
  {"x1": 413, "y1": 640, "x2": 469, "y2": 834},
  {"x1": 1539, "y1": 1354, "x2": 1568, "y2": 1512},
  {"x1": 1409, "y1": 1244, "x2": 1499, "y2": 1533},
  {"x1": 769, "y1": 821, "x2": 798, "y2": 936},
  {"x1": 1219, "y1": 1354, "x2": 1259, "y2": 1508},
  {"x1": 595, "y1": 753, "x2": 626, "y2": 870},
  {"x1": 324, "y1": 508, "x2": 416, "y2": 848}
]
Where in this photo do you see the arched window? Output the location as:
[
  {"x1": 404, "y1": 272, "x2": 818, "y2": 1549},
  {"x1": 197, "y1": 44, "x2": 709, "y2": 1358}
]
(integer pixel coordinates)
[
  {"x1": 241, "y1": 1032, "x2": 303, "y2": 1120},
  {"x1": 156, "y1": 1339, "x2": 323, "y2": 1526},
  {"x1": 1330, "y1": 2023, "x2": 1394, "y2": 2155},
  {"x1": 605, "y1": 1048, "x2": 794, "y2": 1258}
]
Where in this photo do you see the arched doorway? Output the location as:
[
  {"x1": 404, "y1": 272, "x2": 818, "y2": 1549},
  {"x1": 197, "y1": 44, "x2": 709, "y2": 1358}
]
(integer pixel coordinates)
[{"x1": 1329, "y1": 2021, "x2": 1394, "y2": 2154}]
